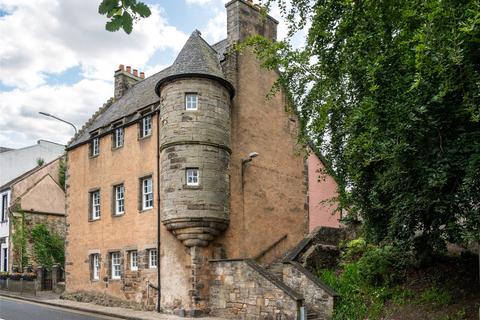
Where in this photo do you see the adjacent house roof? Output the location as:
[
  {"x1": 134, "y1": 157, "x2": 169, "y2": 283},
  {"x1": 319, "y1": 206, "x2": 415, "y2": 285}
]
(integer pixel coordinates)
[
  {"x1": 67, "y1": 30, "x2": 232, "y2": 150},
  {"x1": 0, "y1": 155, "x2": 63, "y2": 193}
]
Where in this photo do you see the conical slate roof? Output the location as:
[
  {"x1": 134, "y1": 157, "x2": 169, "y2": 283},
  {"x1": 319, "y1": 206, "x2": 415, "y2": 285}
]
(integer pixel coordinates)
[
  {"x1": 172, "y1": 30, "x2": 225, "y2": 79},
  {"x1": 154, "y1": 30, "x2": 233, "y2": 95}
]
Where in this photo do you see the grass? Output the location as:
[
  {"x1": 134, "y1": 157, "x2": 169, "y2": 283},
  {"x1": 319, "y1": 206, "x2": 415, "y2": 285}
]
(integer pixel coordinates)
[{"x1": 318, "y1": 247, "x2": 479, "y2": 320}]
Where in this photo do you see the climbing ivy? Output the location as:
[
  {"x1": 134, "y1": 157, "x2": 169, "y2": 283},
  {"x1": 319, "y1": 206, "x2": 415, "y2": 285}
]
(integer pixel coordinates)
[{"x1": 30, "y1": 224, "x2": 64, "y2": 270}]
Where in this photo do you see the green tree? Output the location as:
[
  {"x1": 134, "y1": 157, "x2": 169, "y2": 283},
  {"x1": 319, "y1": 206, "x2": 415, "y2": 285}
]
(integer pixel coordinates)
[
  {"x1": 99, "y1": 0, "x2": 151, "y2": 34},
  {"x1": 249, "y1": 0, "x2": 480, "y2": 256}
]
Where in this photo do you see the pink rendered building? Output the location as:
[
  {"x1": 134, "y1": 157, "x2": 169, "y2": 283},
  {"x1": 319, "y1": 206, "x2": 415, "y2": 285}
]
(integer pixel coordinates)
[{"x1": 308, "y1": 151, "x2": 341, "y2": 231}]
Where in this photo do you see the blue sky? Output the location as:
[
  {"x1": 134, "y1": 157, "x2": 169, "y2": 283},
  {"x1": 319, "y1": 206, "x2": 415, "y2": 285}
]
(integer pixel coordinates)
[{"x1": 0, "y1": 0, "x2": 296, "y2": 148}]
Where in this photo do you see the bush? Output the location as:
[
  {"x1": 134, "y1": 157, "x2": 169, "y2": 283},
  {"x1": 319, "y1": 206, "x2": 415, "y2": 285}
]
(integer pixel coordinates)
[
  {"x1": 2, "y1": 272, "x2": 37, "y2": 281},
  {"x1": 357, "y1": 245, "x2": 413, "y2": 286},
  {"x1": 341, "y1": 238, "x2": 370, "y2": 263}
]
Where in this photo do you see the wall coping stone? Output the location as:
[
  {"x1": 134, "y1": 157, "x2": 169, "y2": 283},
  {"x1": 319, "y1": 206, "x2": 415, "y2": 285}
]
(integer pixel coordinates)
[{"x1": 283, "y1": 261, "x2": 338, "y2": 297}]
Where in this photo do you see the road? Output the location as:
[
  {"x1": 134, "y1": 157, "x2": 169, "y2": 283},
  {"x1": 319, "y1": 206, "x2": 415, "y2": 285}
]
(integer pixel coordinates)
[{"x1": 0, "y1": 296, "x2": 118, "y2": 320}]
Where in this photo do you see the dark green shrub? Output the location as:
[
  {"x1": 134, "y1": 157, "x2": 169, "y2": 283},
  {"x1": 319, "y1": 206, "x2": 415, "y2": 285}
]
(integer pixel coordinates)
[{"x1": 357, "y1": 245, "x2": 413, "y2": 286}]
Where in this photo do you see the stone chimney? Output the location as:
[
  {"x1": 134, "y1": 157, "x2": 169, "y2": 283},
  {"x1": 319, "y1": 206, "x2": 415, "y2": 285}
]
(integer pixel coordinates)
[
  {"x1": 226, "y1": 0, "x2": 278, "y2": 45},
  {"x1": 114, "y1": 64, "x2": 144, "y2": 100}
]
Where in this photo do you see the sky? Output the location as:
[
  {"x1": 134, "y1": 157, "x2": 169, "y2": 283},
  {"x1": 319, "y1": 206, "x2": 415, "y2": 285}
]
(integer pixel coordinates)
[{"x1": 0, "y1": 0, "x2": 299, "y2": 149}]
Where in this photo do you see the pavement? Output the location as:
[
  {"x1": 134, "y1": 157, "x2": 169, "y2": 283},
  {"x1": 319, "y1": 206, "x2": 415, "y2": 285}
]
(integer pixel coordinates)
[{"x1": 0, "y1": 291, "x2": 224, "y2": 320}]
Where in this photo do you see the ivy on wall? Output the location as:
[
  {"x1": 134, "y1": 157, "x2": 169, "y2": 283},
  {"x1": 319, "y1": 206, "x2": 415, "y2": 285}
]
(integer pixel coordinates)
[{"x1": 30, "y1": 223, "x2": 64, "y2": 270}]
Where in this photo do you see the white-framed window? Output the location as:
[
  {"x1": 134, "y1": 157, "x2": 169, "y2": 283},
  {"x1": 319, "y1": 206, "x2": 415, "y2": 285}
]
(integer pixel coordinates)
[
  {"x1": 91, "y1": 190, "x2": 101, "y2": 220},
  {"x1": 148, "y1": 249, "x2": 157, "y2": 268},
  {"x1": 186, "y1": 168, "x2": 199, "y2": 186},
  {"x1": 185, "y1": 93, "x2": 198, "y2": 111},
  {"x1": 141, "y1": 177, "x2": 153, "y2": 210},
  {"x1": 92, "y1": 254, "x2": 100, "y2": 280},
  {"x1": 140, "y1": 115, "x2": 152, "y2": 138},
  {"x1": 114, "y1": 184, "x2": 125, "y2": 215},
  {"x1": 113, "y1": 127, "x2": 124, "y2": 148},
  {"x1": 91, "y1": 136, "x2": 100, "y2": 156},
  {"x1": 111, "y1": 252, "x2": 121, "y2": 279},
  {"x1": 130, "y1": 251, "x2": 138, "y2": 271},
  {"x1": 1, "y1": 192, "x2": 8, "y2": 222}
]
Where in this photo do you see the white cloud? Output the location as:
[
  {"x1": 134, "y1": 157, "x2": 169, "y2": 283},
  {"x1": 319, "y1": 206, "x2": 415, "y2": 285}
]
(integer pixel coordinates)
[
  {"x1": 0, "y1": 79, "x2": 112, "y2": 147},
  {"x1": 202, "y1": 8, "x2": 227, "y2": 43},
  {"x1": 0, "y1": 0, "x2": 187, "y2": 89},
  {"x1": 185, "y1": 0, "x2": 213, "y2": 5},
  {"x1": 0, "y1": 0, "x2": 188, "y2": 148}
]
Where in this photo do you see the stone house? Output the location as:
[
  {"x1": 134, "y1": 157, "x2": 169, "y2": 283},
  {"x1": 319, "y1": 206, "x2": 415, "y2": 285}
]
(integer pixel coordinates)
[
  {"x1": 64, "y1": 0, "x2": 338, "y2": 318},
  {"x1": 0, "y1": 156, "x2": 66, "y2": 272}
]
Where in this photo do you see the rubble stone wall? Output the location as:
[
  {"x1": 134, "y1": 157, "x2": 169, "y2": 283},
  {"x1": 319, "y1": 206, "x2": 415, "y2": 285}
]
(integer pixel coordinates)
[{"x1": 209, "y1": 260, "x2": 301, "y2": 319}]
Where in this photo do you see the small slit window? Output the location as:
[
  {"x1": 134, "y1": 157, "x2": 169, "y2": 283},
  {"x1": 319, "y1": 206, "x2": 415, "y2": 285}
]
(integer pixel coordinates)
[{"x1": 185, "y1": 93, "x2": 198, "y2": 111}]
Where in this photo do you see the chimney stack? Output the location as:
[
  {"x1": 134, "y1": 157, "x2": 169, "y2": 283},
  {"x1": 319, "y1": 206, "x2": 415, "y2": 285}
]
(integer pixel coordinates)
[
  {"x1": 114, "y1": 64, "x2": 143, "y2": 100},
  {"x1": 226, "y1": 0, "x2": 278, "y2": 44}
]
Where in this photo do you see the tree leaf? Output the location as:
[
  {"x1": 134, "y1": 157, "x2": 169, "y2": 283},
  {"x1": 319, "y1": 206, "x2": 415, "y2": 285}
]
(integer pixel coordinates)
[
  {"x1": 98, "y1": 0, "x2": 118, "y2": 15},
  {"x1": 105, "y1": 15, "x2": 123, "y2": 32},
  {"x1": 122, "y1": 11, "x2": 133, "y2": 34},
  {"x1": 135, "y1": 2, "x2": 151, "y2": 18}
]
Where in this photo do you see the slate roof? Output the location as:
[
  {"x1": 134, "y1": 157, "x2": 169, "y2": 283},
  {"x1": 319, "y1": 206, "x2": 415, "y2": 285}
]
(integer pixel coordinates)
[{"x1": 67, "y1": 30, "x2": 232, "y2": 149}]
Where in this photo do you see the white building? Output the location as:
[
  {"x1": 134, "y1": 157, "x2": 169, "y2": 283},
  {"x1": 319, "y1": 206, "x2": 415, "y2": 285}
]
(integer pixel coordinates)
[{"x1": 0, "y1": 140, "x2": 65, "y2": 186}]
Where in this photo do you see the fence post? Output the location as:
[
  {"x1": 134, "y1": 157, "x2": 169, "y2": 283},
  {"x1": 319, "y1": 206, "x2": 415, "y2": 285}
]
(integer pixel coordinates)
[
  {"x1": 52, "y1": 264, "x2": 59, "y2": 292},
  {"x1": 20, "y1": 278, "x2": 23, "y2": 295},
  {"x1": 36, "y1": 266, "x2": 43, "y2": 291}
]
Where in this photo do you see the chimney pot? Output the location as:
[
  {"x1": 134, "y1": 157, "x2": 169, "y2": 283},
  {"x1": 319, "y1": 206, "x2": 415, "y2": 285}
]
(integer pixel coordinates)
[
  {"x1": 133, "y1": 69, "x2": 138, "y2": 77},
  {"x1": 126, "y1": 66, "x2": 131, "y2": 73},
  {"x1": 119, "y1": 64, "x2": 124, "y2": 71},
  {"x1": 140, "y1": 72, "x2": 145, "y2": 79}
]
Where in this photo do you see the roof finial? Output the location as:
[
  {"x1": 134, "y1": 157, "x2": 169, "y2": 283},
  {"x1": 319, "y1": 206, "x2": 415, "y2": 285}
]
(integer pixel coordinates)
[{"x1": 193, "y1": 29, "x2": 202, "y2": 36}]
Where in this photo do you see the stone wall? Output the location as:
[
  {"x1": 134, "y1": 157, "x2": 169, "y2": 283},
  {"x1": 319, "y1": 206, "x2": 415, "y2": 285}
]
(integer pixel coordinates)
[
  {"x1": 209, "y1": 259, "x2": 302, "y2": 319},
  {"x1": 282, "y1": 262, "x2": 336, "y2": 319}
]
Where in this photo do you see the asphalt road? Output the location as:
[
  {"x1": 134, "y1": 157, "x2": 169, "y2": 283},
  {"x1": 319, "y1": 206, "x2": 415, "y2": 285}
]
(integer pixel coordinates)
[{"x1": 0, "y1": 296, "x2": 118, "y2": 320}]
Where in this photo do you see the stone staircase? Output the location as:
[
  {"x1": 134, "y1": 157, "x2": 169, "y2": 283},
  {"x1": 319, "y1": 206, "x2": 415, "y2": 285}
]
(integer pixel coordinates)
[
  {"x1": 282, "y1": 226, "x2": 349, "y2": 272},
  {"x1": 208, "y1": 227, "x2": 348, "y2": 319}
]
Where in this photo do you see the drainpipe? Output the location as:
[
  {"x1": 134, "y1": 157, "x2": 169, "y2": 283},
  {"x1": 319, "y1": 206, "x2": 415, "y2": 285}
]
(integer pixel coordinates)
[{"x1": 156, "y1": 106, "x2": 161, "y2": 312}]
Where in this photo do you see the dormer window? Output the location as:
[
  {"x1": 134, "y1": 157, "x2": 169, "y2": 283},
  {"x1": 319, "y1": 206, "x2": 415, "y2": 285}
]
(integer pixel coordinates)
[
  {"x1": 140, "y1": 115, "x2": 152, "y2": 138},
  {"x1": 185, "y1": 93, "x2": 198, "y2": 111},
  {"x1": 90, "y1": 133, "x2": 99, "y2": 157}
]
